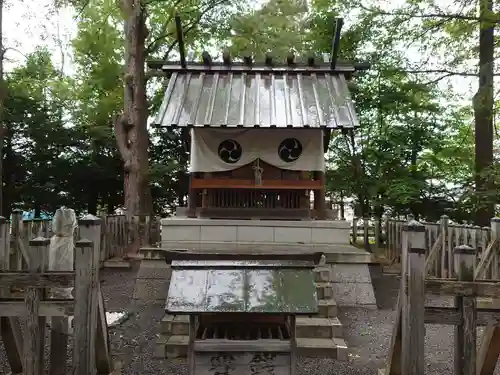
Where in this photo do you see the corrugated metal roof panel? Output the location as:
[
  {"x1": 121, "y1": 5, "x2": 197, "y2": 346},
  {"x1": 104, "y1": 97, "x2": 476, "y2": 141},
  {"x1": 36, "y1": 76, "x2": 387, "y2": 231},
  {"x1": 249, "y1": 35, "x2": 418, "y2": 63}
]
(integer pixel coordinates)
[{"x1": 153, "y1": 71, "x2": 359, "y2": 128}]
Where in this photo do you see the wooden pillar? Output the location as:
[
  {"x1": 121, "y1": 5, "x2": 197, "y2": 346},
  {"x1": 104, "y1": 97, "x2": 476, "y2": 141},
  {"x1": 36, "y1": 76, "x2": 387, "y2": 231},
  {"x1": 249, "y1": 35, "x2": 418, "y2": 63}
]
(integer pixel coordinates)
[
  {"x1": 73, "y1": 238, "x2": 99, "y2": 375},
  {"x1": 300, "y1": 171, "x2": 309, "y2": 209},
  {"x1": 363, "y1": 217, "x2": 371, "y2": 252},
  {"x1": 401, "y1": 220, "x2": 426, "y2": 375},
  {"x1": 476, "y1": 217, "x2": 500, "y2": 375},
  {"x1": 11, "y1": 209, "x2": 23, "y2": 270},
  {"x1": 374, "y1": 219, "x2": 381, "y2": 250},
  {"x1": 24, "y1": 237, "x2": 50, "y2": 375},
  {"x1": 78, "y1": 216, "x2": 102, "y2": 263},
  {"x1": 187, "y1": 173, "x2": 197, "y2": 218},
  {"x1": 313, "y1": 171, "x2": 326, "y2": 220},
  {"x1": 201, "y1": 172, "x2": 211, "y2": 209},
  {"x1": 289, "y1": 314, "x2": 297, "y2": 375},
  {"x1": 439, "y1": 215, "x2": 449, "y2": 278},
  {"x1": 453, "y1": 245, "x2": 477, "y2": 375},
  {"x1": 0, "y1": 215, "x2": 23, "y2": 374},
  {"x1": 187, "y1": 315, "x2": 196, "y2": 375}
]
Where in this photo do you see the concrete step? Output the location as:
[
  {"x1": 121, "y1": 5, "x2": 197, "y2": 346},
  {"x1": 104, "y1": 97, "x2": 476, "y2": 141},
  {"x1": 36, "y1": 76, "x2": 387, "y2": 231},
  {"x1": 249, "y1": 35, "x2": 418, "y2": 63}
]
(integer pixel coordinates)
[
  {"x1": 296, "y1": 337, "x2": 348, "y2": 360},
  {"x1": 318, "y1": 298, "x2": 338, "y2": 318},
  {"x1": 102, "y1": 257, "x2": 132, "y2": 269},
  {"x1": 296, "y1": 317, "x2": 342, "y2": 339},
  {"x1": 161, "y1": 314, "x2": 189, "y2": 336},
  {"x1": 157, "y1": 335, "x2": 348, "y2": 360},
  {"x1": 155, "y1": 334, "x2": 189, "y2": 359}
]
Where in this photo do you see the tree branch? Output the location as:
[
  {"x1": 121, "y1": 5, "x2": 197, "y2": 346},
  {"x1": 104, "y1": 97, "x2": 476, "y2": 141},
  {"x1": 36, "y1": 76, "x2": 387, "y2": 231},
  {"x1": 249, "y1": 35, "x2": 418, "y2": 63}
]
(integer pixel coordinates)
[
  {"x1": 144, "y1": 0, "x2": 183, "y2": 54},
  {"x1": 146, "y1": 0, "x2": 231, "y2": 57},
  {"x1": 405, "y1": 69, "x2": 481, "y2": 77},
  {"x1": 359, "y1": 4, "x2": 499, "y2": 24},
  {"x1": 380, "y1": 68, "x2": 500, "y2": 85}
]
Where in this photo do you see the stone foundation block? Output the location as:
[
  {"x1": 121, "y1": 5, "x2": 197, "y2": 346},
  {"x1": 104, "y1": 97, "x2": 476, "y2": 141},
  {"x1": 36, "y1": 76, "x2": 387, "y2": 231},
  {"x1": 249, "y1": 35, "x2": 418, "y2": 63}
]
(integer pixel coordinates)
[
  {"x1": 165, "y1": 335, "x2": 189, "y2": 358},
  {"x1": 161, "y1": 314, "x2": 189, "y2": 336},
  {"x1": 296, "y1": 337, "x2": 348, "y2": 359},
  {"x1": 313, "y1": 267, "x2": 331, "y2": 283},
  {"x1": 318, "y1": 299, "x2": 338, "y2": 318},
  {"x1": 296, "y1": 317, "x2": 342, "y2": 339},
  {"x1": 315, "y1": 283, "x2": 333, "y2": 300}
]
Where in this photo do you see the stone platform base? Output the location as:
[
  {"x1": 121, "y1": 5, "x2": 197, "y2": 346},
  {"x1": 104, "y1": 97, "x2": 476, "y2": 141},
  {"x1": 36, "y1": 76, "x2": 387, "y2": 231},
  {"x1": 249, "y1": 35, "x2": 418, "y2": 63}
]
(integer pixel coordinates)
[{"x1": 161, "y1": 218, "x2": 352, "y2": 249}]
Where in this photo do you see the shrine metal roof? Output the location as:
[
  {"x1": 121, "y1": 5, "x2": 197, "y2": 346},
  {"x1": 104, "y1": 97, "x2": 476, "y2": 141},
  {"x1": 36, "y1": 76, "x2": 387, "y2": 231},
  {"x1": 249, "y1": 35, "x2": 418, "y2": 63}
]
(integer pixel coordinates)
[{"x1": 153, "y1": 69, "x2": 360, "y2": 129}]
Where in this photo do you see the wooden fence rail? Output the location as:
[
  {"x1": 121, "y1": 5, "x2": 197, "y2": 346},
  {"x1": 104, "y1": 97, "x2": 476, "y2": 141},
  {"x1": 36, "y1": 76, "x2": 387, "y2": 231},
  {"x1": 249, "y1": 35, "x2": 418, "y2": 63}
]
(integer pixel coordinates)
[
  {"x1": 7, "y1": 210, "x2": 161, "y2": 269},
  {"x1": 383, "y1": 216, "x2": 499, "y2": 278},
  {"x1": 380, "y1": 221, "x2": 500, "y2": 375},
  {"x1": 0, "y1": 215, "x2": 115, "y2": 375},
  {"x1": 352, "y1": 216, "x2": 500, "y2": 278}
]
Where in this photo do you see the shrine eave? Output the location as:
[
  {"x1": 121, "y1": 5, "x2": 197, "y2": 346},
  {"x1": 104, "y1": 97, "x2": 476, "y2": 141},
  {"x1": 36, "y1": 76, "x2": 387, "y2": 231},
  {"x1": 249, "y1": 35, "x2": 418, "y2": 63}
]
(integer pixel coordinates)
[
  {"x1": 149, "y1": 60, "x2": 370, "y2": 74},
  {"x1": 153, "y1": 70, "x2": 360, "y2": 129}
]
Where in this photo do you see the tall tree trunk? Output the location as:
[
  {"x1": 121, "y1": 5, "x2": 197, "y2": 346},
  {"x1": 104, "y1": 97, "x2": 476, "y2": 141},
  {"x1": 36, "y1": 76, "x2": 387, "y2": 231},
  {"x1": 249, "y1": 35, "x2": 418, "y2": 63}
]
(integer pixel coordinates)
[
  {"x1": 115, "y1": 0, "x2": 151, "y2": 217},
  {"x1": 34, "y1": 202, "x2": 41, "y2": 219},
  {"x1": 473, "y1": 0, "x2": 495, "y2": 226},
  {"x1": 106, "y1": 201, "x2": 115, "y2": 215},
  {"x1": 2, "y1": 132, "x2": 12, "y2": 218},
  {"x1": 0, "y1": 0, "x2": 5, "y2": 217},
  {"x1": 87, "y1": 190, "x2": 98, "y2": 215},
  {"x1": 410, "y1": 134, "x2": 418, "y2": 219}
]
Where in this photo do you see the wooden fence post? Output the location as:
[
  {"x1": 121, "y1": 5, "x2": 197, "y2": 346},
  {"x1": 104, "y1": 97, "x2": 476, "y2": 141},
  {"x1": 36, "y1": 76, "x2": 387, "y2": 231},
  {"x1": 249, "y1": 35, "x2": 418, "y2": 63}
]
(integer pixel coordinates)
[
  {"x1": 363, "y1": 217, "x2": 371, "y2": 252},
  {"x1": 440, "y1": 215, "x2": 449, "y2": 278},
  {"x1": 386, "y1": 220, "x2": 392, "y2": 260},
  {"x1": 73, "y1": 238, "x2": 99, "y2": 375},
  {"x1": 11, "y1": 209, "x2": 23, "y2": 270},
  {"x1": 352, "y1": 217, "x2": 357, "y2": 245},
  {"x1": 396, "y1": 221, "x2": 403, "y2": 262},
  {"x1": 453, "y1": 245, "x2": 477, "y2": 375},
  {"x1": 79, "y1": 215, "x2": 103, "y2": 263},
  {"x1": 0, "y1": 215, "x2": 23, "y2": 374},
  {"x1": 477, "y1": 218, "x2": 500, "y2": 375},
  {"x1": 383, "y1": 225, "x2": 408, "y2": 375},
  {"x1": 401, "y1": 220, "x2": 426, "y2": 375},
  {"x1": 490, "y1": 218, "x2": 500, "y2": 279},
  {"x1": 374, "y1": 219, "x2": 381, "y2": 250},
  {"x1": 23, "y1": 236, "x2": 50, "y2": 375}
]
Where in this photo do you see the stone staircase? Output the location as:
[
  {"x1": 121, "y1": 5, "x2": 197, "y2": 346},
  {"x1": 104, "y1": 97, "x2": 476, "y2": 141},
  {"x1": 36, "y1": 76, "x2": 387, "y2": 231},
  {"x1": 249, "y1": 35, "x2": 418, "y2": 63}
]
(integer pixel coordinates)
[{"x1": 154, "y1": 265, "x2": 348, "y2": 360}]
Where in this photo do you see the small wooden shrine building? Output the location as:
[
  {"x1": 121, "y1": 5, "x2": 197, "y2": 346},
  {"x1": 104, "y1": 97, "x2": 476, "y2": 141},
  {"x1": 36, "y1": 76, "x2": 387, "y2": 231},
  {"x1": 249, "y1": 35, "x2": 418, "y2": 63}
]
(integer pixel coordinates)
[{"x1": 152, "y1": 19, "x2": 367, "y2": 221}]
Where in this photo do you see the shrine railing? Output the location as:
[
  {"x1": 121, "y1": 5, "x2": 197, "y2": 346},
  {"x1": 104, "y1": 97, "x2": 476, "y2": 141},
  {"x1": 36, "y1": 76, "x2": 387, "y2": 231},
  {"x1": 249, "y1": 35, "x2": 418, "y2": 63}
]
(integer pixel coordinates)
[
  {"x1": 207, "y1": 189, "x2": 305, "y2": 209},
  {"x1": 188, "y1": 177, "x2": 325, "y2": 219},
  {"x1": 191, "y1": 178, "x2": 322, "y2": 190}
]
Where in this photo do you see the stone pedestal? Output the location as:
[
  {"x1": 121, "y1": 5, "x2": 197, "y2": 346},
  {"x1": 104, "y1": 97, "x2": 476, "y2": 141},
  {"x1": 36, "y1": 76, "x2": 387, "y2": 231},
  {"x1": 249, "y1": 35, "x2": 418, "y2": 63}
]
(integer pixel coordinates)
[{"x1": 161, "y1": 218, "x2": 351, "y2": 250}]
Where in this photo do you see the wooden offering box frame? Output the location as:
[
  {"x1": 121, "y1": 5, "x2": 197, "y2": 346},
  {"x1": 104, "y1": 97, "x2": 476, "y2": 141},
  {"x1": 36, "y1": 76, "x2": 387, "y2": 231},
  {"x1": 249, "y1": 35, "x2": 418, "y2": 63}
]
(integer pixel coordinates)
[{"x1": 164, "y1": 251, "x2": 323, "y2": 375}]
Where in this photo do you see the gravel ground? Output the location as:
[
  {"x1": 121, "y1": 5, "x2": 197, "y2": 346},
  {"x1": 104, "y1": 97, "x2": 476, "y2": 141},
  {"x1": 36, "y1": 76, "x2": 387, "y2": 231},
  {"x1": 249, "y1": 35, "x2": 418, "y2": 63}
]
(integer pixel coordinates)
[{"x1": 2, "y1": 263, "x2": 500, "y2": 374}]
